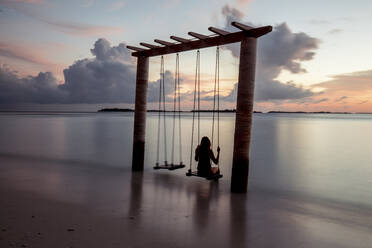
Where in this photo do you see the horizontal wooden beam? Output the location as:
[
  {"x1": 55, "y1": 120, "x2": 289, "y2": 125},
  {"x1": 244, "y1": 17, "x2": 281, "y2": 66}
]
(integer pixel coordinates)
[
  {"x1": 127, "y1": 45, "x2": 147, "y2": 52},
  {"x1": 154, "y1": 39, "x2": 175, "y2": 46},
  {"x1": 231, "y1": 22, "x2": 253, "y2": 31},
  {"x1": 170, "y1": 36, "x2": 191, "y2": 43},
  {"x1": 208, "y1": 27, "x2": 230, "y2": 35},
  {"x1": 188, "y1": 32, "x2": 209, "y2": 40},
  {"x1": 131, "y1": 24, "x2": 272, "y2": 57},
  {"x1": 139, "y1": 42, "x2": 160, "y2": 49}
]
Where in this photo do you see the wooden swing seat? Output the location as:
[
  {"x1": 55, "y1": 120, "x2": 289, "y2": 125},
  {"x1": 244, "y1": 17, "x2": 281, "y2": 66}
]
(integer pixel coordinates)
[
  {"x1": 186, "y1": 170, "x2": 223, "y2": 180},
  {"x1": 154, "y1": 163, "x2": 185, "y2": 170}
]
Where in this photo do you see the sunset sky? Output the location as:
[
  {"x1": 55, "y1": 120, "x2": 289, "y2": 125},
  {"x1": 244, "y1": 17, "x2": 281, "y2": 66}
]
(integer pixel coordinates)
[{"x1": 0, "y1": 0, "x2": 371, "y2": 112}]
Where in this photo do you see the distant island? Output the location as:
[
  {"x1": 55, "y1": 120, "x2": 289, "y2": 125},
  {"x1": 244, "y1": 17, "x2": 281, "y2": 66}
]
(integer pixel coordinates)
[
  {"x1": 98, "y1": 108, "x2": 262, "y2": 113},
  {"x1": 267, "y1": 111, "x2": 352, "y2": 114},
  {"x1": 98, "y1": 108, "x2": 134, "y2": 112},
  {"x1": 97, "y1": 108, "x2": 369, "y2": 114}
]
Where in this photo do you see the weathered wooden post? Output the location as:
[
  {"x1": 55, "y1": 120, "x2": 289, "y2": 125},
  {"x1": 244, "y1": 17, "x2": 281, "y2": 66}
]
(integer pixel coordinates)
[
  {"x1": 132, "y1": 56, "x2": 149, "y2": 171},
  {"x1": 231, "y1": 37, "x2": 257, "y2": 193}
]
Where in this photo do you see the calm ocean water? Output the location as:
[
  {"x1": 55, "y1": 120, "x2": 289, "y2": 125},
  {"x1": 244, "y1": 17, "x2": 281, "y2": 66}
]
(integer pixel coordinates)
[{"x1": 1, "y1": 112, "x2": 372, "y2": 207}]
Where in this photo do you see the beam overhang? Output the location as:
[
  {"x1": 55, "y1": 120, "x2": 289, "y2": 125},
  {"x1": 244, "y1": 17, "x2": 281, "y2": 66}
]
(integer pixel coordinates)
[
  {"x1": 127, "y1": 45, "x2": 147, "y2": 52},
  {"x1": 131, "y1": 24, "x2": 272, "y2": 57},
  {"x1": 188, "y1": 32, "x2": 209, "y2": 40},
  {"x1": 139, "y1": 42, "x2": 161, "y2": 49},
  {"x1": 231, "y1": 22, "x2": 254, "y2": 31},
  {"x1": 154, "y1": 39, "x2": 175, "y2": 46},
  {"x1": 170, "y1": 36, "x2": 191, "y2": 43},
  {"x1": 208, "y1": 27, "x2": 230, "y2": 35}
]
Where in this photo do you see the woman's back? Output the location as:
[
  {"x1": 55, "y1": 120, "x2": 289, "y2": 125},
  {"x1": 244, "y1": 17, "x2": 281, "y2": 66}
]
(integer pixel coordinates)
[{"x1": 197, "y1": 147, "x2": 212, "y2": 176}]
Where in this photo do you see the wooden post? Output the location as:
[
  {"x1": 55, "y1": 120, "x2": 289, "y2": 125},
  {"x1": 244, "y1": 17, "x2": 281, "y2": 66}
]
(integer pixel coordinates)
[
  {"x1": 132, "y1": 56, "x2": 149, "y2": 171},
  {"x1": 231, "y1": 37, "x2": 257, "y2": 193}
]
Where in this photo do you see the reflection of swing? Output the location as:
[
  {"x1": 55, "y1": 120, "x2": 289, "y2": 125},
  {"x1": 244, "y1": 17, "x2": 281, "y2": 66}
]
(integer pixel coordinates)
[
  {"x1": 186, "y1": 47, "x2": 223, "y2": 180},
  {"x1": 154, "y1": 54, "x2": 185, "y2": 170}
]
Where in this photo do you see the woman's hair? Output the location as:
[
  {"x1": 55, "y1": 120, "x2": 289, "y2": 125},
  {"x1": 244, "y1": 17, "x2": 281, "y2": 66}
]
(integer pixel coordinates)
[{"x1": 200, "y1": 136, "x2": 211, "y2": 150}]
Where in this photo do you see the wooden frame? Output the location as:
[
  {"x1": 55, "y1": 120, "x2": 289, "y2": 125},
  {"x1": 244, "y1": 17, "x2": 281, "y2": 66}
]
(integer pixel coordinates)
[
  {"x1": 129, "y1": 22, "x2": 272, "y2": 193},
  {"x1": 127, "y1": 22, "x2": 272, "y2": 57}
]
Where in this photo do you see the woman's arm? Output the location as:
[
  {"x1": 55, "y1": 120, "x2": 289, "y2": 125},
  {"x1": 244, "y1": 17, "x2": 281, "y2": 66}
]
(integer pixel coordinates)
[
  {"x1": 210, "y1": 147, "x2": 220, "y2": 165},
  {"x1": 195, "y1": 145, "x2": 200, "y2": 161}
]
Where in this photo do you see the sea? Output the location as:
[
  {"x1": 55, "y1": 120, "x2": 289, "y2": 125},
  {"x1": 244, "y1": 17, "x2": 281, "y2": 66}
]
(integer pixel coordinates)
[{"x1": 1, "y1": 112, "x2": 372, "y2": 208}]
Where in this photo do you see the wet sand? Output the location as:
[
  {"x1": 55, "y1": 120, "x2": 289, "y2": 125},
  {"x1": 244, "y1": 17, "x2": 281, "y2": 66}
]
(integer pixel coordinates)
[{"x1": 1, "y1": 154, "x2": 372, "y2": 248}]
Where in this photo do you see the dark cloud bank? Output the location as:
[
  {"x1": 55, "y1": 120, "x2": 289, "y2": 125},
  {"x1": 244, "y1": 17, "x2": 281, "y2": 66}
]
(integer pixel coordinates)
[
  {"x1": 0, "y1": 39, "x2": 169, "y2": 105},
  {"x1": 0, "y1": 5, "x2": 320, "y2": 106},
  {"x1": 221, "y1": 5, "x2": 318, "y2": 102}
]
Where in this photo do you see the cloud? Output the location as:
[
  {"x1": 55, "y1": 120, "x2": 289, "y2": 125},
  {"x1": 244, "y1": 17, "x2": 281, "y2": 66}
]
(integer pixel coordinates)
[
  {"x1": 0, "y1": 42, "x2": 51, "y2": 66},
  {"x1": 308, "y1": 19, "x2": 331, "y2": 25},
  {"x1": 107, "y1": 0, "x2": 126, "y2": 11},
  {"x1": 220, "y1": 4, "x2": 319, "y2": 102},
  {"x1": 9, "y1": 0, "x2": 44, "y2": 4},
  {"x1": 59, "y1": 39, "x2": 136, "y2": 103},
  {"x1": 306, "y1": 70, "x2": 372, "y2": 110},
  {"x1": 0, "y1": 66, "x2": 66, "y2": 104},
  {"x1": 313, "y1": 70, "x2": 372, "y2": 92},
  {"x1": 271, "y1": 70, "x2": 372, "y2": 112},
  {"x1": 313, "y1": 98, "x2": 328, "y2": 104},
  {"x1": 35, "y1": 18, "x2": 124, "y2": 37},
  {"x1": 222, "y1": 80, "x2": 314, "y2": 103},
  {"x1": 335, "y1": 96, "x2": 347, "y2": 102},
  {"x1": 327, "y1": 29, "x2": 342, "y2": 35},
  {"x1": 1, "y1": 5, "x2": 320, "y2": 107},
  {"x1": 235, "y1": 0, "x2": 252, "y2": 6},
  {"x1": 80, "y1": 0, "x2": 95, "y2": 8},
  {"x1": 222, "y1": 4, "x2": 244, "y2": 28},
  {"x1": 147, "y1": 71, "x2": 177, "y2": 103},
  {"x1": 0, "y1": 38, "x2": 175, "y2": 104},
  {"x1": 1, "y1": 2, "x2": 123, "y2": 37}
]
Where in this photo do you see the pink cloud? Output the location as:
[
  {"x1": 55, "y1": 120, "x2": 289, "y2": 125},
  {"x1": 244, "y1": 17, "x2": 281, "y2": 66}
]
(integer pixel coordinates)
[
  {"x1": 0, "y1": 41, "x2": 69, "y2": 80},
  {"x1": 43, "y1": 21, "x2": 124, "y2": 37},
  {"x1": 236, "y1": 0, "x2": 252, "y2": 6},
  {"x1": 80, "y1": 0, "x2": 95, "y2": 8},
  {"x1": 2, "y1": 1, "x2": 124, "y2": 37},
  {"x1": 258, "y1": 70, "x2": 372, "y2": 112},
  {"x1": 312, "y1": 70, "x2": 372, "y2": 93},
  {"x1": 107, "y1": 0, "x2": 126, "y2": 11},
  {"x1": 11, "y1": 0, "x2": 44, "y2": 4},
  {"x1": 0, "y1": 42, "x2": 51, "y2": 66}
]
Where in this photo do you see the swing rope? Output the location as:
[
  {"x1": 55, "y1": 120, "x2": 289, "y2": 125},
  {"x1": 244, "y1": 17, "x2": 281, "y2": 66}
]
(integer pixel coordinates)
[
  {"x1": 211, "y1": 46, "x2": 220, "y2": 168},
  {"x1": 171, "y1": 55, "x2": 177, "y2": 165},
  {"x1": 162, "y1": 57, "x2": 168, "y2": 165},
  {"x1": 156, "y1": 57, "x2": 163, "y2": 166},
  {"x1": 171, "y1": 53, "x2": 182, "y2": 165},
  {"x1": 177, "y1": 55, "x2": 183, "y2": 164},
  {"x1": 189, "y1": 50, "x2": 200, "y2": 172},
  {"x1": 156, "y1": 56, "x2": 168, "y2": 166}
]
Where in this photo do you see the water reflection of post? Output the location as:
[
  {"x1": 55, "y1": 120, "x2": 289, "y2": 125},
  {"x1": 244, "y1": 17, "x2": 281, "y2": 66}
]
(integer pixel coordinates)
[
  {"x1": 193, "y1": 182, "x2": 219, "y2": 233},
  {"x1": 229, "y1": 194, "x2": 247, "y2": 247},
  {"x1": 128, "y1": 172, "x2": 144, "y2": 222}
]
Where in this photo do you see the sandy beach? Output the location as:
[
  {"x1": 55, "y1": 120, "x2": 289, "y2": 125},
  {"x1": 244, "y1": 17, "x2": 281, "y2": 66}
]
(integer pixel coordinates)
[{"x1": 1, "y1": 153, "x2": 372, "y2": 248}]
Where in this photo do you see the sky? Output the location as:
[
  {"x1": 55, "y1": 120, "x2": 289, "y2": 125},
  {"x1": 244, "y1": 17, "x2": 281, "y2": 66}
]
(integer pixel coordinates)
[{"x1": 0, "y1": 0, "x2": 372, "y2": 112}]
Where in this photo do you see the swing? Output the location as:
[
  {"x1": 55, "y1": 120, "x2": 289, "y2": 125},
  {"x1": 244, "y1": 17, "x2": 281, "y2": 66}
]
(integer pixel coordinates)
[
  {"x1": 154, "y1": 54, "x2": 185, "y2": 171},
  {"x1": 186, "y1": 47, "x2": 223, "y2": 180}
]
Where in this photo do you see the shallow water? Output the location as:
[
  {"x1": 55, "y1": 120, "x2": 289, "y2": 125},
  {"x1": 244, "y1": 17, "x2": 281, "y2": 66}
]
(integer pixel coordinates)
[{"x1": 1, "y1": 112, "x2": 372, "y2": 208}]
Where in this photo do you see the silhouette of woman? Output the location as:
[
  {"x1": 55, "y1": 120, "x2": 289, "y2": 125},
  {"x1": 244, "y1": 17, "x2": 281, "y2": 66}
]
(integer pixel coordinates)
[{"x1": 195, "y1": 136, "x2": 220, "y2": 177}]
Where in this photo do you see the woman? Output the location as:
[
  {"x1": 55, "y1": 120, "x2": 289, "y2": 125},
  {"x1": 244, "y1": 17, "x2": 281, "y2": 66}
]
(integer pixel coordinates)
[{"x1": 195, "y1": 136, "x2": 220, "y2": 177}]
